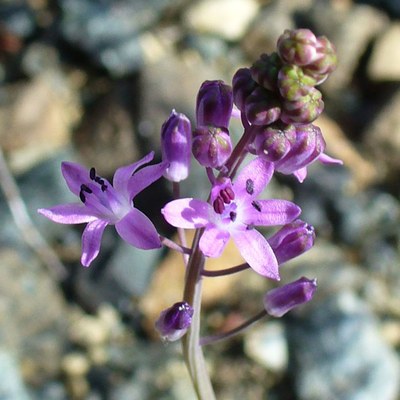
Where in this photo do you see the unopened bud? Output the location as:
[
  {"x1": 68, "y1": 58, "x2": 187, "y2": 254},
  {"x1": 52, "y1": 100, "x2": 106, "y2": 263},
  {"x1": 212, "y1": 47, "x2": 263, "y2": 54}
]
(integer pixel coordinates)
[
  {"x1": 250, "y1": 52, "x2": 282, "y2": 91},
  {"x1": 245, "y1": 87, "x2": 281, "y2": 126},
  {"x1": 232, "y1": 68, "x2": 257, "y2": 111}
]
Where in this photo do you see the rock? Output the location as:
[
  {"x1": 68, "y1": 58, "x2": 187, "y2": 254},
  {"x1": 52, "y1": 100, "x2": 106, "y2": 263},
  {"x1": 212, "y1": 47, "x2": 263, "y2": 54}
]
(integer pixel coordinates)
[
  {"x1": 0, "y1": 248, "x2": 68, "y2": 385},
  {"x1": 368, "y1": 23, "x2": 400, "y2": 81},
  {"x1": 60, "y1": 0, "x2": 173, "y2": 76},
  {"x1": 0, "y1": 349, "x2": 31, "y2": 400},
  {"x1": 184, "y1": 0, "x2": 260, "y2": 41},
  {"x1": 0, "y1": 71, "x2": 81, "y2": 174},
  {"x1": 244, "y1": 321, "x2": 288, "y2": 373},
  {"x1": 286, "y1": 290, "x2": 400, "y2": 400},
  {"x1": 364, "y1": 88, "x2": 400, "y2": 178}
]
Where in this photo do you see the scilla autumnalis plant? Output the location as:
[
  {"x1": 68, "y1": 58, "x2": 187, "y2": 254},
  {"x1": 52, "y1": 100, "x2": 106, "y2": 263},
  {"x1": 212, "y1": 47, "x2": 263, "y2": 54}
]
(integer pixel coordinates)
[{"x1": 39, "y1": 29, "x2": 341, "y2": 399}]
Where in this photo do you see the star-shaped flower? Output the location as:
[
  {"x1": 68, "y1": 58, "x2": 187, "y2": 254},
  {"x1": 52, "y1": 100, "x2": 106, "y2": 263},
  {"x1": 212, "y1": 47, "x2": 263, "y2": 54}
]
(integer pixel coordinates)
[
  {"x1": 161, "y1": 157, "x2": 301, "y2": 280},
  {"x1": 38, "y1": 152, "x2": 166, "y2": 267}
]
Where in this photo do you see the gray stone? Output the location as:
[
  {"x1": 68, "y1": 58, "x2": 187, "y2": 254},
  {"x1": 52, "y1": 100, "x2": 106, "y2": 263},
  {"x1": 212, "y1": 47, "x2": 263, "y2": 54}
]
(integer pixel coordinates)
[
  {"x1": 286, "y1": 290, "x2": 400, "y2": 400},
  {"x1": 0, "y1": 349, "x2": 31, "y2": 400}
]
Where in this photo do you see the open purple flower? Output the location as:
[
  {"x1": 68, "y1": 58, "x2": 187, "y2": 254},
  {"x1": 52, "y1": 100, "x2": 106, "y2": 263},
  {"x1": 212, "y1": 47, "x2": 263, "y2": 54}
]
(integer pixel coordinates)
[
  {"x1": 38, "y1": 152, "x2": 166, "y2": 267},
  {"x1": 161, "y1": 157, "x2": 301, "y2": 280}
]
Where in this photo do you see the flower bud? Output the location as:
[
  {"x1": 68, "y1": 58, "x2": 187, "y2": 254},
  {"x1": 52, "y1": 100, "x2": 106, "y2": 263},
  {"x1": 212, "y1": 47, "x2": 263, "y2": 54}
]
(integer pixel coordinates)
[
  {"x1": 278, "y1": 64, "x2": 317, "y2": 101},
  {"x1": 252, "y1": 122, "x2": 296, "y2": 162},
  {"x1": 277, "y1": 29, "x2": 320, "y2": 66},
  {"x1": 161, "y1": 110, "x2": 192, "y2": 182},
  {"x1": 245, "y1": 87, "x2": 281, "y2": 126},
  {"x1": 196, "y1": 80, "x2": 233, "y2": 129},
  {"x1": 192, "y1": 126, "x2": 232, "y2": 168},
  {"x1": 274, "y1": 124, "x2": 326, "y2": 176},
  {"x1": 268, "y1": 219, "x2": 315, "y2": 264},
  {"x1": 264, "y1": 277, "x2": 317, "y2": 317},
  {"x1": 155, "y1": 301, "x2": 194, "y2": 342},
  {"x1": 281, "y1": 87, "x2": 324, "y2": 125},
  {"x1": 303, "y1": 36, "x2": 338, "y2": 83},
  {"x1": 232, "y1": 67, "x2": 257, "y2": 111},
  {"x1": 250, "y1": 52, "x2": 282, "y2": 91}
]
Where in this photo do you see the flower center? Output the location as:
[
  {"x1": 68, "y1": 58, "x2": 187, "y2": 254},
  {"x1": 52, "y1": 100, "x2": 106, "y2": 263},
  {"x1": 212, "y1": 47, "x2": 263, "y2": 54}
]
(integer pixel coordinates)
[
  {"x1": 79, "y1": 167, "x2": 108, "y2": 203},
  {"x1": 212, "y1": 186, "x2": 237, "y2": 222}
]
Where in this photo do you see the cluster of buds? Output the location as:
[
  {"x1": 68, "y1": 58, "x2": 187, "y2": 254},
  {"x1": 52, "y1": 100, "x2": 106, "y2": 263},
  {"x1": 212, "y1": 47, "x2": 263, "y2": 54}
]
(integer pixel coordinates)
[{"x1": 233, "y1": 29, "x2": 340, "y2": 181}]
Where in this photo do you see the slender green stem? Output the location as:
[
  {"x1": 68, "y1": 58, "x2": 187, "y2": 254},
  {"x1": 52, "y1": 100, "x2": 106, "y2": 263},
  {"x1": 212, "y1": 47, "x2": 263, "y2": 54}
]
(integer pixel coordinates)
[
  {"x1": 182, "y1": 228, "x2": 216, "y2": 400},
  {"x1": 200, "y1": 309, "x2": 267, "y2": 346},
  {"x1": 160, "y1": 236, "x2": 191, "y2": 255}
]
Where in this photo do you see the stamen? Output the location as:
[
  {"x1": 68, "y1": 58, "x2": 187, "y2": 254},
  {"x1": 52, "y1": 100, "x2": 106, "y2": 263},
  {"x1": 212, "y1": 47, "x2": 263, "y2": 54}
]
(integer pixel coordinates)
[
  {"x1": 79, "y1": 191, "x2": 86, "y2": 203},
  {"x1": 80, "y1": 184, "x2": 93, "y2": 194},
  {"x1": 89, "y1": 167, "x2": 96, "y2": 180},
  {"x1": 230, "y1": 211, "x2": 237, "y2": 222},
  {"x1": 225, "y1": 186, "x2": 235, "y2": 200},
  {"x1": 213, "y1": 197, "x2": 225, "y2": 214},
  {"x1": 246, "y1": 179, "x2": 254, "y2": 195},
  {"x1": 101, "y1": 184, "x2": 108, "y2": 192},
  {"x1": 252, "y1": 200, "x2": 262, "y2": 212}
]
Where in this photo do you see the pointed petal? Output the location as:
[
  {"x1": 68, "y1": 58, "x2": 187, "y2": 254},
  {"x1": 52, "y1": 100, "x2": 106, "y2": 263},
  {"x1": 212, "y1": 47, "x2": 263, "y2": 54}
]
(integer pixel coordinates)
[
  {"x1": 62, "y1": 162, "x2": 90, "y2": 196},
  {"x1": 232, "y1": 229, "x2": 280, "y2": 280},
  {"x1": 162, "y1": 198, "x2": 213, "y2": 229},
  {"x1": 318, "y1": 152, "x2": 343, "y2": 165},
  {"x1": 115, "y1": 208, "x2": 161, "y2": 249},
  {"x1": 241, "y1": 200, "x2": 301, "y2": 226},
  {"x1": 127, "y1": 161, "x2": 168, "y2": 200},
  {"x1": 234, "y1": 157, "x2": 274, "y2": 199},
  {"x1": 293, "y1": 167, "x2": 307, "y2": 182},
  {"x1": 199, "y1": 226, "x2": 230, "y2": 258},
  {"x1": 113, "y1": 152, "x2": 154, "y2": 193},
  {"x1": 81, "y1": 219, "x2": 108, "y2": 266},
  {"x1": 38, "y1": 204, "x2": 97, "y2": 224}
]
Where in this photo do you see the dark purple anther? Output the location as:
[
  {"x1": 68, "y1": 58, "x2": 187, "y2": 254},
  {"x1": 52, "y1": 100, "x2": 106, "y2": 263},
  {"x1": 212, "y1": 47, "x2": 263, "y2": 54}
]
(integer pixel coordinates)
[
  {"x1": 252, "y1": 200, "x2": 262, "y2": 212},
  {"x1": 213, "y1": 197, "x2": 225, "y2": 214},
  {"x1": 246, "y1": 179, "x2": 254, "y2": 195},
  {"x1": 89, "y1": 167, "x2": 96, "y2": 180}
]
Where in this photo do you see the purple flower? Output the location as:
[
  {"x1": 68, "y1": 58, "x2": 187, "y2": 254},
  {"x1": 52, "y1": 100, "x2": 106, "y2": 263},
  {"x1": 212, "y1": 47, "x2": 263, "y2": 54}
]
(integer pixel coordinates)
[
  {"x1": 264, "y1": 277, "x2": 317, "y2": 317},
  {"x1": 161, "y1": 110, "x2": 192, "y2": 182},
  {"x1": 155, "y1": 301, "x2": 194, "y2": 342},
  {"x1": 38, "y1": 152, "x2": 166, "y2": 267},
  {"x1": 161, "y1": 157, "x2": 301, "y2": 280},
  {"x1": 268, "y1": 219, "x2": 315, "y2": 264}
]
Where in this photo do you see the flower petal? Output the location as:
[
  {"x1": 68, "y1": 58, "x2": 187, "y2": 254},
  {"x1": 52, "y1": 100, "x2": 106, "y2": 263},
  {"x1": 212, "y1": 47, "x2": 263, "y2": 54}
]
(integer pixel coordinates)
[
  {"x1": 234, "y1": 157, "x2": 274, "y2": 199},
  {"x1": 162, "y1": 198, "x2": 213, "y2": 229},
  {"x1": 81, "y1": 219, "x2": 108, "y2": 266},
  {"x1": 127, "y1": 161, "x2": 169, "y2": 200},
  {"x1": 318, "y1": 152, "x2": 343, "y2": 165},
  {"x1": 115, "y1": 208, "x2": 161, "y2": 249},
  {"x1": 241, "y1": 199, "x2": 301, "y2": 226},
  {"x1": 62, "y1": 162, "x2": 90, "y2": 196},
  {"x1": 113, "y1": 152, "x2": 154, "y2": 194},
  {"x1": 293, "y1": 167, "x2": 308, "y2": 183},
  {"x1": 38, "y1": 204, "x2": 97, "y2": 224},
  {"x1": 199, "y1": 226, "x2": 230, "y2": 258},
  {"x1": 232, "y1": 229, "x2": 280, "y2": 280}
]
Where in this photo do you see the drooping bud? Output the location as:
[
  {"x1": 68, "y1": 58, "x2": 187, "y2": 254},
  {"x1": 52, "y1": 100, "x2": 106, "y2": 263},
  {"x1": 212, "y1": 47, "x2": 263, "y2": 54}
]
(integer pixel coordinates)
[
  {"x1": 244, "y1": 87, "x2": 281, "y2": 126},
  {"x1": 252, "y1": 122, "x2": 296, "y2": 162},
  {"x1": 274, "y1": 124, "x2": 326, "y2": 176},
  {"x1": 232, "y1": 67, "x2": 257, "y2": 111},
  {"x1": 161, "y1": 110, "x2": 192, "y2": 182},
  {"x1": 303, "y1": 36, "x2": 338, "y2": 83},
  {"x1": 250, "y1": 52, "x2": 282, "y2": 91},
  {"x1": 268, "y1": 219, "x2": 315, "y2": 264},
  {"x1": 278, "y1": 64, "x2": 317, "y2": 101},
  {"x1": 281, "y1": 87, "x2": 324, "y2": 125},
  {"x1": 155, "y1": 301, "x2": 194, "y2": 342},
  {"x1": 263, "y1": 277, "x2": 317, "y2": 317},
  {"x1": 192, "y1": 126, "x2": 232, "y2": 168},
  {"x1": 277, "y1": 29, "x2": 320, "y2": 66},
  {"x1": 196, "y1": 80, "x2": 233, "y2": 129}
]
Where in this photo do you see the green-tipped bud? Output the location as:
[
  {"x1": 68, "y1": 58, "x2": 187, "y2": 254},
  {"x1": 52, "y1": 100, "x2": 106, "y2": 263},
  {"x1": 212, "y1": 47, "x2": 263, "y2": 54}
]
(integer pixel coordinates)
[
  {"x1": 277, "y1": 29, "x2": 320, "y2": 66},
  {"x1": 250, "y1": 52, "x2": 282, "y2": 91},
  {"x1": 244, "y1": 87, "x2": 281, "y2": 126},
  {"x1": 278, "y1": 64, "x2": 317, "y2": 101},
  {"x1": 252, "y1": 122, "x2": 296, "y2": 162},
  {"x1": 192, "y1": 126, "x2": 232, "y2": 168},
  {"x1": 281, "y1": 87, "x2": 324, "y2": 125},
  {"x1": 303, "y1": 36, "x2": 337, "y2": 84}
]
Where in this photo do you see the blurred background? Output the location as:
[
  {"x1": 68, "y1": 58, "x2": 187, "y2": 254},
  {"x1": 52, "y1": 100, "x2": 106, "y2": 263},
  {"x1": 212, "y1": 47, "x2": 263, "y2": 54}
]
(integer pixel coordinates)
[{"x1": 1, "y1": 0, "x2": 400, "y2": 399}]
